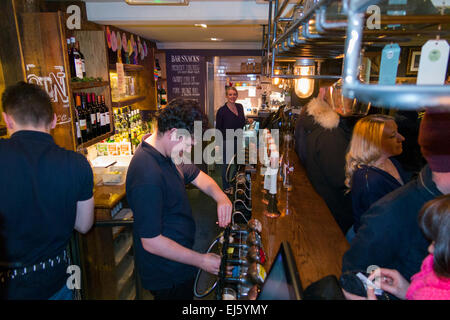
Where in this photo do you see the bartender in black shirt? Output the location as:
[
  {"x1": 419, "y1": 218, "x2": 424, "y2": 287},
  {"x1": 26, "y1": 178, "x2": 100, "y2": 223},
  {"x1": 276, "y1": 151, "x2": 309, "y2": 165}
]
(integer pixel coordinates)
[
  {"x1": 0, "y1": 82, "x2": 94, "y2": 299},
  {"x1": 126, "y1": 98, "x2": 232, "y2": 300}
]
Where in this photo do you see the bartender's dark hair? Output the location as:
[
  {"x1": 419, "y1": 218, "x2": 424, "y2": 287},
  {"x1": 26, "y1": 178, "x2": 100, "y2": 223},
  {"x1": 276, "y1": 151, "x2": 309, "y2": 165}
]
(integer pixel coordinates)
[
  {"x1": 2, "y1": 81, "x2": 53, "y2": 127},
  {"x1": 418, "y1": 194, "x2": 450, "y2": 278},
  {"x1": 156, "y1": 98, "x2": 207, "y2": 135}
]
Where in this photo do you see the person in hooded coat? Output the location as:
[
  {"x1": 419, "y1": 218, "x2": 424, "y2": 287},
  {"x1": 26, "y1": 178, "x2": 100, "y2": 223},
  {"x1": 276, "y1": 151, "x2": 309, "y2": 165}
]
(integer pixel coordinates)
[{"x1": 295, "y1": 80, "x2": 361, "y2": 234}]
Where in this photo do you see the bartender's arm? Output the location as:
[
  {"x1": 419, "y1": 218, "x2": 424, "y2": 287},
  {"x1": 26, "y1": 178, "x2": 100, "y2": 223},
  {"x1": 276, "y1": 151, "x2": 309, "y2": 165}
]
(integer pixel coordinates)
[
  {"x1": 142, "y1": 235, "x2": 222, "y2": 275},
  {"x1": 191, "y1": 170, "x2": 232, "y2": 228}
]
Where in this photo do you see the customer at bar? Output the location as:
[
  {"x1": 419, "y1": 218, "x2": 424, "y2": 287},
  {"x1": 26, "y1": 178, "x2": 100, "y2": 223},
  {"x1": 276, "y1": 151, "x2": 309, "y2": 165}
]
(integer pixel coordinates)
[
  {"x1": 126, "y1": 98, "x2": 232, "y2": 300},
  {"x1": 297, "y1": 79, "x2": 362, "y2": 234},
  {"x1": 215, "y1": 86, "x2": 246, "y2": 194},
  {"x1": 0, "y1": 82, "x2": 94, "y2": 300},
  {"x1": 344, "y1": 194, "x2": 450, "y2": 300},
  {"x1": 341, "y1": 108, "x2": 450, "y2": 294},
  {"x1": 344, "y1": 114, "x2": 410, "y2": 241}
]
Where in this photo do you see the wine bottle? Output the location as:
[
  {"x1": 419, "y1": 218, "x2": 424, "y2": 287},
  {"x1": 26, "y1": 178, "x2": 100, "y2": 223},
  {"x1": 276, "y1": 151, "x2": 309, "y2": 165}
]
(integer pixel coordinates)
[
  {"x1": 70, "y1": 37, "x2": 83, "y2": 79},
  {"x1": 74, "y1": 94, "x2": 83, "y2": 145},
  {"x1": 77, "y1": 94, "x2": 88, "y2": 141},
  {"x1": 92, "y1": 93, "x2": 102, "y2": 136},
  {"x1": 81, "y1": 93, "x2": 92, "y2": 140},
  {"x1": 87, "y1": 94, "x2": 98, "y2": 138},
  {"x1": 75, "y1": 40, "x2": 86, "y2": 78},
  {"x1": 97, "y1": 96, "x2": 105, "y2": 134},
  {"x1": 102, "y1": 96, "x2": 110, "y2": 134},
  {"x1": 67, "y1": 38, "x2": 75, "y2": 78}
]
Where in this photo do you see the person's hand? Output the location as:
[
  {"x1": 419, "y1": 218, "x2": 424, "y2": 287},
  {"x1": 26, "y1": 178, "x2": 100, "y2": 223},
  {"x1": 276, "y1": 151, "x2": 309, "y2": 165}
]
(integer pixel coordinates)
[
  {"x1": 368, "y1": 268, "x2": 409, "y2": 300},
  {"x1": 342, "y1": 288, "x2": 378, "y2": 300},
  {"x1": 200, "y1": 253, "x2": 221, "y2": 275},
  {"x1": 216, "y1": 195, "x2": 232, "y2": 228}
]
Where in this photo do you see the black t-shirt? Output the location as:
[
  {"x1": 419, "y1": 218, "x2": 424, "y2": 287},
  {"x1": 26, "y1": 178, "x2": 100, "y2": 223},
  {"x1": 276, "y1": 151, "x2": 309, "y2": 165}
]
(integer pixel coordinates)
[
  {"x1": 0, "y1": 130, "x2": 93, "y2": 299},
  {"x1": 126, "y1": 134, "x2": 200, "y2": 291}
]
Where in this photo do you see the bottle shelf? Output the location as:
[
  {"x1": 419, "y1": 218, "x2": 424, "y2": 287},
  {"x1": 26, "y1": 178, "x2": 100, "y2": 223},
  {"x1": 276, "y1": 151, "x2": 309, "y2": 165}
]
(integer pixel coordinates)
[
  {"x1": 112, "y1": 95, "x2": 146, "y2": 108},
  {"x1": 109, "y1": 63, "x2": 144, "y2": 72},
  {"x1": 71, "y1": 81, "x2": 110, "y2": 90},
  {"x1": 77, "y1": 131, "x2": 113, "y2": 150}
]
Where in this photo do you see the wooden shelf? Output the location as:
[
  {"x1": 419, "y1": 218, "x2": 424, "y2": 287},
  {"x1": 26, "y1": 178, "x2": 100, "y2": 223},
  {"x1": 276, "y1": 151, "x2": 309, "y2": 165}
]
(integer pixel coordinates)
[
  {"x1": 109, "y1": 63, "x2": 145, "y2": 72},
  {"x1": 71, "y1": 81, "x2": 109, "y2": 90},
  {"x1": 77, "y1": 131, "x2": 113, "y2": 150},
  {"x1": 112, "y1": 95, "x2": 146, "y2": 108}
]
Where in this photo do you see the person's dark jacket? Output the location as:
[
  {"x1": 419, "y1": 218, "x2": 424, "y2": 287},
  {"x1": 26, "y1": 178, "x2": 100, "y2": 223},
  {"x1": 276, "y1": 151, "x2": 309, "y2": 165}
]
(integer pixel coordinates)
[
  {"x1": 301, "y1": 98, "x2": 357, "y2": 234},
  {"x1": 342, "y1": 165, "x2": 440, "y2": 282},
  {"x1": 294, "y1": 109, "x2": 320, "y2": 165},
  {"x1": 350, "y1": 157, "x2": 411, "y2": 233}
]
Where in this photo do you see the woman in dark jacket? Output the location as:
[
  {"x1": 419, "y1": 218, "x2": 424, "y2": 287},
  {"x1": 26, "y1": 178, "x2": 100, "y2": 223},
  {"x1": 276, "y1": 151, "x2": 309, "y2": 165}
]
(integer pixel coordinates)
[
  {"x1": 345, "y1": 114, "x2": 410, "y2": 241},
  {"x1": 215, "y1": 86, "x2": 246, "y2": 193}
]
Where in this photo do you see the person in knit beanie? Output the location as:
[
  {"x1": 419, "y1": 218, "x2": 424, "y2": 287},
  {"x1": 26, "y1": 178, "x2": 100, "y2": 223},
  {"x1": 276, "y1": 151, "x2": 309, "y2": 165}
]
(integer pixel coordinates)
[{"x1": 418, "y1": 108, "x2": 450, "y2": 174}]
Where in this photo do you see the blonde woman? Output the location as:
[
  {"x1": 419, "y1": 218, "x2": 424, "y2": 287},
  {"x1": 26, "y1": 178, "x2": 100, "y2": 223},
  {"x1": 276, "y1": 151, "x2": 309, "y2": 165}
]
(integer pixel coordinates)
[
  {"x1": 345, "y1": 114, "x2": 409, "y2": 240},
  {"x1": 215, "y1": 87, "x2": 246, "y2": 193}
]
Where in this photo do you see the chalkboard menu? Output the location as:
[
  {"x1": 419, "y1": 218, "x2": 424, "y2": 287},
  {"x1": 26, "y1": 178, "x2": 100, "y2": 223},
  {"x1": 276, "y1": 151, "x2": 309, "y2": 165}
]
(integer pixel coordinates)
[{"x1": 166, "y1": 53, "x2": 206, "y2": 112}]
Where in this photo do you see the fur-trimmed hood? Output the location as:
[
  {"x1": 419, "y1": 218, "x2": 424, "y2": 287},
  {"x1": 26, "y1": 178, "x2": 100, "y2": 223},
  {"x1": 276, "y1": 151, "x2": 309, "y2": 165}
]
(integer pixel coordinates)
[{"x1": 306, "y1": 97, "x2": 340, "y2": 130}]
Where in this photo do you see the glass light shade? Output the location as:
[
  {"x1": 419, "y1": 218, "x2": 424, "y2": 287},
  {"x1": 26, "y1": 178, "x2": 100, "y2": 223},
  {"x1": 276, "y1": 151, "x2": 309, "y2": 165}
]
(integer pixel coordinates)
[
  {"x1": 294, "y1": 62, "x2": 315, "y2": 99},
  {"x1": 273, "y1": 68, "x2": 282, "y2": 86}
]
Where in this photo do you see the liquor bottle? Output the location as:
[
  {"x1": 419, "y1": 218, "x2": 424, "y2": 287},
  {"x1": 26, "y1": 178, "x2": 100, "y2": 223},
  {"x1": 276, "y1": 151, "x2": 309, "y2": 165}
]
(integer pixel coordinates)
[
  {"x1": 102, "y1": 96, "x2": 110, "y2": 134},
  {"x1": 74, "y1": 94, "x2": 83, "y2": 144},
  {"x1": 70, "y1": 37, "x2": 84, "y2": 79},
  {"x1": 80, "y1": 94, "x2": 91, "y2": 140}
]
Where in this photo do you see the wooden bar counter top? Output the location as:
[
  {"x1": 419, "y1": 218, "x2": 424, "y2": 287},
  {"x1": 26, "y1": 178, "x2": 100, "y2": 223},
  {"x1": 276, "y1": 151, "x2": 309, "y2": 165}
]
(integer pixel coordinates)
[{"x1": 251, "y1": 149, "x2": 350, "y2": 288}]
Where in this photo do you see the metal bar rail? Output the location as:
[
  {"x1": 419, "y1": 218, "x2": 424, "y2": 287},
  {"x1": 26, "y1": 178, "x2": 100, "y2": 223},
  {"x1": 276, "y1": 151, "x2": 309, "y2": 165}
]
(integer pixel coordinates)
[
  {"x1": 341, "y1": 0, "x2": 450, "y2": 109},
  {"x1": 266, "y1": 0, "x2": 450, "y2": 109}
]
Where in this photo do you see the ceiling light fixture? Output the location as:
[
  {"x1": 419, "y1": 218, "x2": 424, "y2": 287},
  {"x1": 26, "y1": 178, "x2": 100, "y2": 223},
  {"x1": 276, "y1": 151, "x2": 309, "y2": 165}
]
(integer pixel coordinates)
[
  {"x1": 210, "y1": 38, "x2": 223, "y2": 41},
  {"x1": 293, "y1": 59, "x2": 315, "y2": 99},
  {"x1": 125, "y1": 0, "x2": 189, "y2": 5},
  {"x1": 194, "y1": 24, "x2": 208, "y2": 28}
]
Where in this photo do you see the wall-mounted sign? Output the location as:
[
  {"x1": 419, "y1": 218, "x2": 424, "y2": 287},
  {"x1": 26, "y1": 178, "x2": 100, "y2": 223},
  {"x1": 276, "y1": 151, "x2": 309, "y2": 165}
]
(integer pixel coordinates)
[{"x1": 166, "y1": 53, "x2": 206, "y2": 112}]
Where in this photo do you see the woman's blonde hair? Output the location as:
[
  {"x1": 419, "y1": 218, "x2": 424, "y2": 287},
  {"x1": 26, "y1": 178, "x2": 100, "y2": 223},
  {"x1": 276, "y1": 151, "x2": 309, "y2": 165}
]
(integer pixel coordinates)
[
  {"x1": 345, "y1": 114, "x2": 395, "y2": 189},
  {"x1": 225, "y1": 86, "x2": 238, "y2": 96}
]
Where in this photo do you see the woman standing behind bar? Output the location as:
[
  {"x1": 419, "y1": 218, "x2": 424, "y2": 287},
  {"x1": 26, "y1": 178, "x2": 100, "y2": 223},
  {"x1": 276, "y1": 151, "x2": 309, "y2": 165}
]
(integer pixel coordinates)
[
  {"x1": 345, "y1": 114, "x2": 410, "y2": 241},
  {"x1": 216, "y1": 87, "x2": 246, "y2": 194}
]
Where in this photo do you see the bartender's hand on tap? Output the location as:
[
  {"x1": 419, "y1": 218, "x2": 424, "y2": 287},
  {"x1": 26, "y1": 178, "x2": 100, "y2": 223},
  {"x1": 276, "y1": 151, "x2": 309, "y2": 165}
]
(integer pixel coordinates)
[
  {"x1": 201, "y1": 253, "x2": 222, "y2": 275},
  {"x1": 191, "y1": 170, "x2": 232, "y2": 228},
  {"x1": 216, "y1": 194, "x2": 232, "y2": 228}
]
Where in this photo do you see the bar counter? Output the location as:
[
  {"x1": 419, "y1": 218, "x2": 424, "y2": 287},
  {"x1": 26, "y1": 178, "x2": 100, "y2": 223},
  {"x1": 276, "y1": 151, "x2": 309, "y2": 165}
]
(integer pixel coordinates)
[{"x1": 251, "y1": 149, "x2": 350, "y2": 289}]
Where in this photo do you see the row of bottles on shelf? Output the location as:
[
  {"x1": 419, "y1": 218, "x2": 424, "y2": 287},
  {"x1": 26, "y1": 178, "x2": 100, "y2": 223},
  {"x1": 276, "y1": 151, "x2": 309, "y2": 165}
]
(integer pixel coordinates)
[
  {"x1": 108, "y1": 105, "x2": 152, "y2": 152},
  {"x1": 73, "y1": 92, "x2": 110, "y2": 145},
  {"x1": 67, "y1": 37, "x2": 85, "y2": 79}
]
